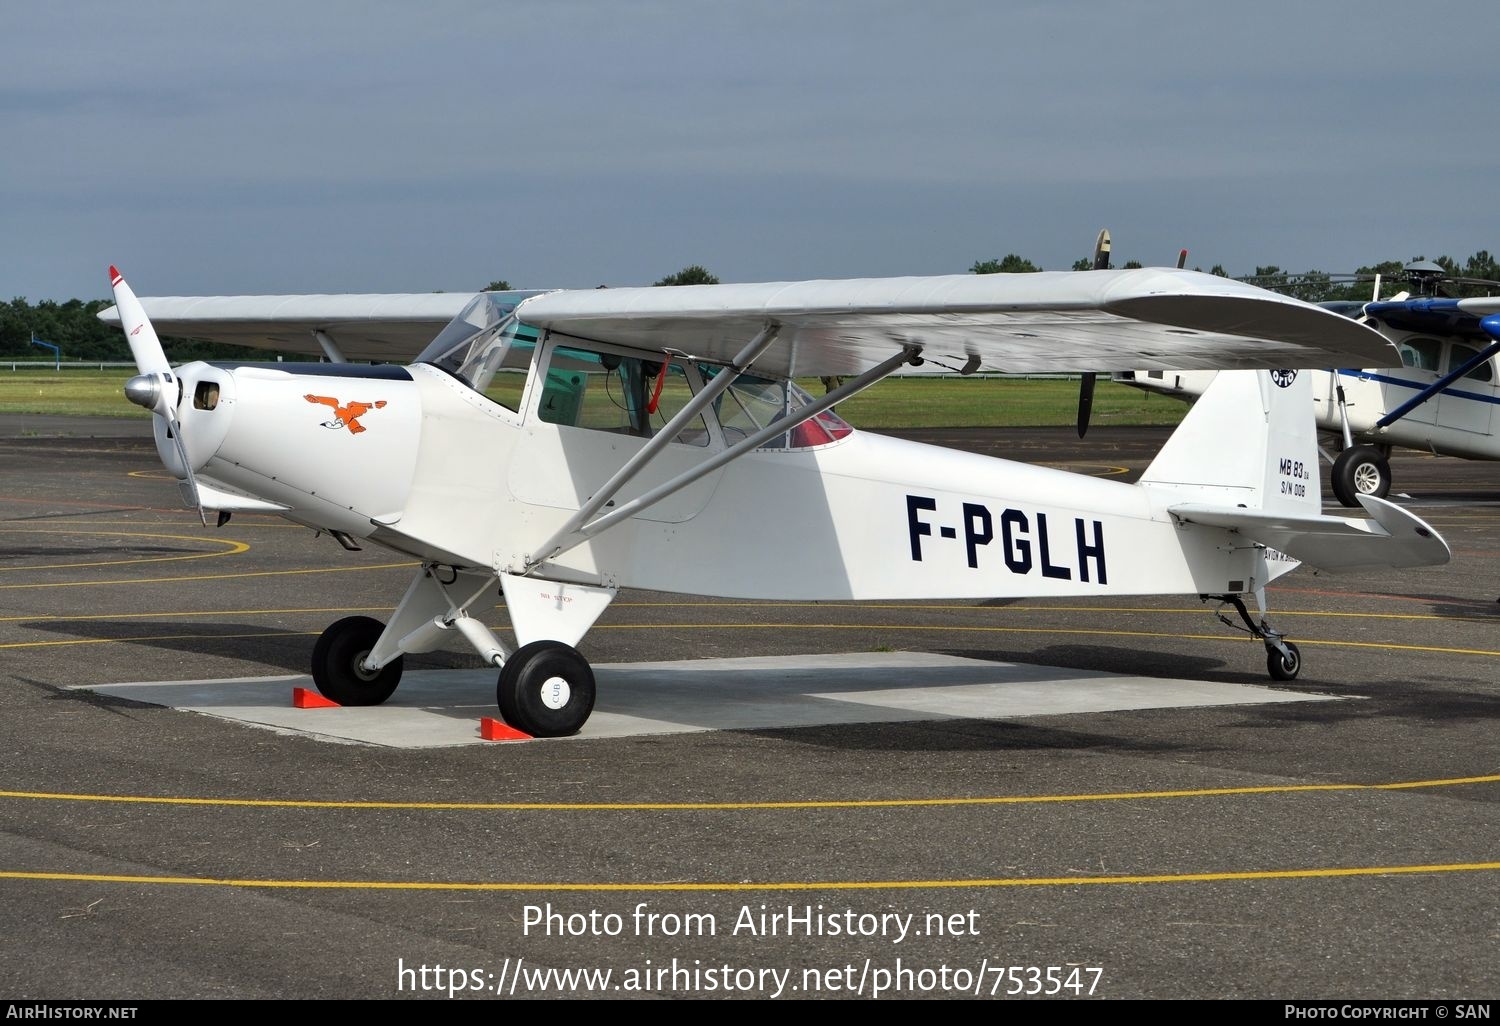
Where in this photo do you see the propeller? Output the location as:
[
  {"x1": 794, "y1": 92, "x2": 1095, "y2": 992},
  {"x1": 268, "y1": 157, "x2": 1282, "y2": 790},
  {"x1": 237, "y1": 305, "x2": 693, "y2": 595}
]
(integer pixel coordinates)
[
  {"x1": 1239, "y1": 261, "x2": 1500, "y2": 302},
  {"x1": 1392, "y1": 260, "x2": 1500, "y2": 298},
  {"x1": 109, "y1": 266, "x2": 207, "y2": 526},
  {"x1": 1075, "y1": 229, "x2": 1111, "y2": 438}
]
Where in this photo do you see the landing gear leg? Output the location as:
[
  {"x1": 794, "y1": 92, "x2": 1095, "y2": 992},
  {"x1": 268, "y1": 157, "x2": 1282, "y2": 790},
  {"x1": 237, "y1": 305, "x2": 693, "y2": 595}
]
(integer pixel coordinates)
[
  {"x1": 1335, "y1": 381, "x2": 1354, "y2": 451},
  {"x1": 1205, "y1": 592, "x2": 1302, "y2": 682},
  {"x1": 311, "y1": 565, "x2": 508, "y2": 708}
]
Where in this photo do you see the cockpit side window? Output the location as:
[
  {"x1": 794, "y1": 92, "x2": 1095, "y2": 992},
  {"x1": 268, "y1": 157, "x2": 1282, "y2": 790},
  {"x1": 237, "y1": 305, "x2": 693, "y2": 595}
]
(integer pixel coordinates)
[
  {"x1": 1397, "y1": 337, "x2": 1443, "y2": 372},
  {"x1": 538, "y1": 344, "x2": 710, "y2": 446},
  {"x1": 1449, "y1": 342, "x2": 1495, "y2": 383}
]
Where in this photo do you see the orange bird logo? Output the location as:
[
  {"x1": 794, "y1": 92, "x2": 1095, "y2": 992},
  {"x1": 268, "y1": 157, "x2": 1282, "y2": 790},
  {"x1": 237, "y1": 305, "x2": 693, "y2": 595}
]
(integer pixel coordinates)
[{"x1": 305, "y1": 394, "x2": 388, "y2": 435}]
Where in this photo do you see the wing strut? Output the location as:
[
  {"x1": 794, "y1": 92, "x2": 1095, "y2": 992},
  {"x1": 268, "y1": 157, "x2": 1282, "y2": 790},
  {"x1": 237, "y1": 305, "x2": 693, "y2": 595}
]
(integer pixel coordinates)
[
  {"x1": 313, "y1": 330, "x2": 348, "y2": 364},
  {"x1": 526, "y1": 344, "x2": 922, "y2": 569},
  {"x1": 1373, "y1": 317, "x2": 1500, "y2": 428}
]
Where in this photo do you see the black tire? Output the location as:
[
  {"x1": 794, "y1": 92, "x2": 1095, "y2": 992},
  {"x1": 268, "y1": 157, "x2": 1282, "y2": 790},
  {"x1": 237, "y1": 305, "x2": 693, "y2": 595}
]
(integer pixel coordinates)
[
  {"x1": 497, "y1": 640, "x2": 596, "y2": 738},
  {"x1": 1267, "y1": 641, "x2": 1302, "y2": 682},
  {"x1": 310, "y1": 615, "x2": 402, "y2": 706},
  {"x1": 1331, "y1": 444, "x2": 1391, "y2": 508}
]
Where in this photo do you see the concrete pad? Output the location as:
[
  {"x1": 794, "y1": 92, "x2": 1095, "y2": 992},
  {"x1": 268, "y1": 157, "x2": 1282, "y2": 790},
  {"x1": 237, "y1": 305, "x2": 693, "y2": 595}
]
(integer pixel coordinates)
[{"x1": 78, "y1": 652, "x2": 1340, "y2": 749}]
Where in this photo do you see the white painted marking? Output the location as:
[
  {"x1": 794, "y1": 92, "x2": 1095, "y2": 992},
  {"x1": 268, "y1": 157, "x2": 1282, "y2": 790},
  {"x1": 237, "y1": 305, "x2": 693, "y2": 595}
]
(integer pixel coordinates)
[
  {"x1": 541, "y1": 676, "x2": 570, "y2": 710},
  {"x1": 78, "y1": 652, "x2": 1339, "y2": 749}
]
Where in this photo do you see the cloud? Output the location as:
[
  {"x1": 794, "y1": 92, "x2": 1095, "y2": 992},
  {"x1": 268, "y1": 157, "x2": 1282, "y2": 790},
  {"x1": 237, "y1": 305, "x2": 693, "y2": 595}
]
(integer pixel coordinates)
[{"x1": 3, "y1": 0, "x2": 1496, "y2": 299}]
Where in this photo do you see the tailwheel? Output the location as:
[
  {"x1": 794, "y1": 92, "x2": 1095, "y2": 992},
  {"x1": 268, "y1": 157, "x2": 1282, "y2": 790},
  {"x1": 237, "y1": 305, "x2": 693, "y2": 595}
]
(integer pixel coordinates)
[
  {"x1": 311, "y1": 615, "x2": 403, "y2": 706},
  {"x1": 497, "y1": 640, "x2": 596, "y2": 738},
  {"x1": 1208, "y1": 593, "x2": 1304, "y2": 683},
  {"x1": 1266, "y1": 641, "x2": 1302, "y2": 682}
]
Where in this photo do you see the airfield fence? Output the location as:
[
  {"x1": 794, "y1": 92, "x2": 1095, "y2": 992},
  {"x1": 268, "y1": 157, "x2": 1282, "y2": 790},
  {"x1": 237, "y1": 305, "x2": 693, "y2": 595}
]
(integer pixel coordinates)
[{"x1": 4, "y1": 361, "x2": 138, "y2": 372}]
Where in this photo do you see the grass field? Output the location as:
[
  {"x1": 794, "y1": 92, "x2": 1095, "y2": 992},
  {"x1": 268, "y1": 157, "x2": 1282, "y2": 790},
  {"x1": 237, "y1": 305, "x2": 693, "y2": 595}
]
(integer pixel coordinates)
[
  {"x1": 822, "y1": 375, "x2": 1189, "y2": 429},
  {"x1": 0, "y1": 368, "x2": 1192, "y2": 430}
]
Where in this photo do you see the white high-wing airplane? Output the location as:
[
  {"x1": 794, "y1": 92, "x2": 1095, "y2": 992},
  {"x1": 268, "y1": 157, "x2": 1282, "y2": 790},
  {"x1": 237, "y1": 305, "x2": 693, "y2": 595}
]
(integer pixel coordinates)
[
  {"x1": 1115, "y1": 262, "x2": 1500, "y2": 507},
  {"x1": 100, "y1": 264, "x2": 1451, "y2": 737}
]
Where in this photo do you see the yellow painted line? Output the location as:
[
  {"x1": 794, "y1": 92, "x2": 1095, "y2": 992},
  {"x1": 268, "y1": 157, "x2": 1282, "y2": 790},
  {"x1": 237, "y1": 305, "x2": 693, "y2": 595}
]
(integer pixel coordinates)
[
  {"x1": 2, "y1": 774, "x2": 1493, "y2": 811},
  {"x1": 587, "y1": 623, "x2": 1500, "y2": 659},
  {"x1": 0, "y1": 529, "x2": 248, "y2": 571},
  {"x1": 3, "y1": 621, "x2": 1498, "y2": 657},
  {"x1": 6, "y1": 602, "x2": 1489, "y2": 627},
  {"x1": 610, "y1": 601, "x2": 1500, "y2": 624},
  {"x1": 1033, "y1": 462, "x2": 1132, "y2": 477},
  {"x1": 0, "y1": 630, "x2": 317, "y2": 651},
  {"x1": 11, "y1": 517, "x2": 308, "y2": 531},
  {"x1": 1252, "y1": 636, "x2": 1500, "y2": 656},
  {"x1": 1397, "y1": 511, "x2": 1500, "y2": 520},
  {"x1": 0, "y1": 560, "x2": 417, "y2": 590},
  {"x1": 0, "y1": 606, "x2": 395, "y2": 624},
  {"x1": 3, "y1": 862, "x2": 1498, "y2": 891}
]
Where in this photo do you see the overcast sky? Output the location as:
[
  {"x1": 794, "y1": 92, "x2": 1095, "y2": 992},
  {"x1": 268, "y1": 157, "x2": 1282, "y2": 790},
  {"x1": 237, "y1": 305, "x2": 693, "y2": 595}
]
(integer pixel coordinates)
[{"x1": 4, "y1": 0, "x2": 1498, "y2": 301}]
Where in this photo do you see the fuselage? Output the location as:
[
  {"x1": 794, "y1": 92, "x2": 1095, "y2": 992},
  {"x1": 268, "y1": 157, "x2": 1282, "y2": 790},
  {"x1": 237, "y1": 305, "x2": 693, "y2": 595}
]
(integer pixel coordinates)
[
  {"x1": 157, "y1": 345, "x2": 1272, "y2": 605},
  {"x1": 1120, "y1": 317, "x2": 1500, "y2": 462}
]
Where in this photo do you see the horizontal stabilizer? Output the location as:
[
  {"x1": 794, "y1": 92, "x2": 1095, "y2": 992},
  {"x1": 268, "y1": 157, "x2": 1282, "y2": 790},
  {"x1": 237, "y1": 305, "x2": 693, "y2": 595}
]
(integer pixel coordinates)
[{"x1": 1168, "y1": 494, "x2": 1450, "y2": 571}]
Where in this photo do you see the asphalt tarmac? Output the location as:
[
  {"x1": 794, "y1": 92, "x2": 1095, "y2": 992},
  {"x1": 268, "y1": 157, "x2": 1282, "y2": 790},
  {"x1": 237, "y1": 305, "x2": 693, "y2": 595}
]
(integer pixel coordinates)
[{"x1": 1, "y1": 414, "x2": 1497, "y2": 1001}]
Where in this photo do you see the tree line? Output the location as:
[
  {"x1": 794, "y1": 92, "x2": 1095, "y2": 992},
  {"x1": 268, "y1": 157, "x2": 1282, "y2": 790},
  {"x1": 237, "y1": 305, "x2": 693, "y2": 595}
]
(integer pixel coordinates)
[
  {"x1": 968, "y1": 251, "x2": 1500, "y2": 304},
  {"x1": 5, "y1": 253, "x2": 1495, "y2": 362}
]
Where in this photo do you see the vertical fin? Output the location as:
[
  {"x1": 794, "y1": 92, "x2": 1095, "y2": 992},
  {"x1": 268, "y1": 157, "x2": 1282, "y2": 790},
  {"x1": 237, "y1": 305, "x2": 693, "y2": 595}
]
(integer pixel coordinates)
[{"x1": 1140, "y1": 369, "x2": 1319, "y2": 517}]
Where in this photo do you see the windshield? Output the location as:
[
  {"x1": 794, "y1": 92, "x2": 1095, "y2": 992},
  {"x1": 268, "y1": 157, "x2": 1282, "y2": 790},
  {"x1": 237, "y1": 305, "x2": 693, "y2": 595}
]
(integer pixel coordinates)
[
  {"x1": 415, "y1": 291, "x2": 549, "y2": 399},
  {"x1": 415, "y1": 293, "x2": 855, "y2": 446}
]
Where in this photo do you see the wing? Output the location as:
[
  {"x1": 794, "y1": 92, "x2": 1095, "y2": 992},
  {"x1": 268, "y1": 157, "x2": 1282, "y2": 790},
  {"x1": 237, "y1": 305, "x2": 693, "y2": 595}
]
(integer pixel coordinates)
[
  {"x1": 515, "y1": 268, "x2": 1402, "y2": 377},
  {"x1": 1363, "y1": 296, "x2": 1500, "y2": 340},
  {"x1": 98, "y1": 269, "x2": 1403, "y2": 373},
  {"x1": 95, "y1": 293, "x2": 484, "y2": 362}
]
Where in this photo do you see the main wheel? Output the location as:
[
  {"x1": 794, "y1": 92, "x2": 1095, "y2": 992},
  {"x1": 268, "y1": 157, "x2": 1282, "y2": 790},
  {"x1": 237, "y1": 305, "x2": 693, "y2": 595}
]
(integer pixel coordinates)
[
  {"x1": 1331, "y1": 444, "x2": 1391, "y2": 507},
  {"x1": 496, "y1": 640, "x2": 596, "y2": 738},
  {"x1": 1266, "y1": 641, "x2": 1302, "y2": 682},
  {"x1": 311, "y1": 615, "x2": 403, "y2": 706}
]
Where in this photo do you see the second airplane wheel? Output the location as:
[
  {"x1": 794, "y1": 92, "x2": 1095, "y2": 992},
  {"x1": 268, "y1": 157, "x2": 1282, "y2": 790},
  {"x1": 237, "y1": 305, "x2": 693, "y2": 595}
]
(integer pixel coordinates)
[
  {"x1": 497, "y1": 640, "x2": 596, "y2": 738},
  {"x1": 1331, "y1": 445, "x2": 1391, "y2": 507}
]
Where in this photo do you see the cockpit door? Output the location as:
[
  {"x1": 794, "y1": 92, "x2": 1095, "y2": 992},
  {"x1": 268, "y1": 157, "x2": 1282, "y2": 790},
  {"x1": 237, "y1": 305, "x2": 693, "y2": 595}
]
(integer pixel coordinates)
[
  {"x1": 507, "y1": 338, "x2": 726, "y2": 522},
  {"x1": 1434, "y1": 340, "x2": 1497, "y2": 436}
]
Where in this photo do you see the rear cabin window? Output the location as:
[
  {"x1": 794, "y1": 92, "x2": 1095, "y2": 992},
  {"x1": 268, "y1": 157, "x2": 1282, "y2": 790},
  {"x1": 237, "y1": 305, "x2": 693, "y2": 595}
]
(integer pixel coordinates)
[{"x1": 699, "y1": 367, "x2": 853, "y2": 449}]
